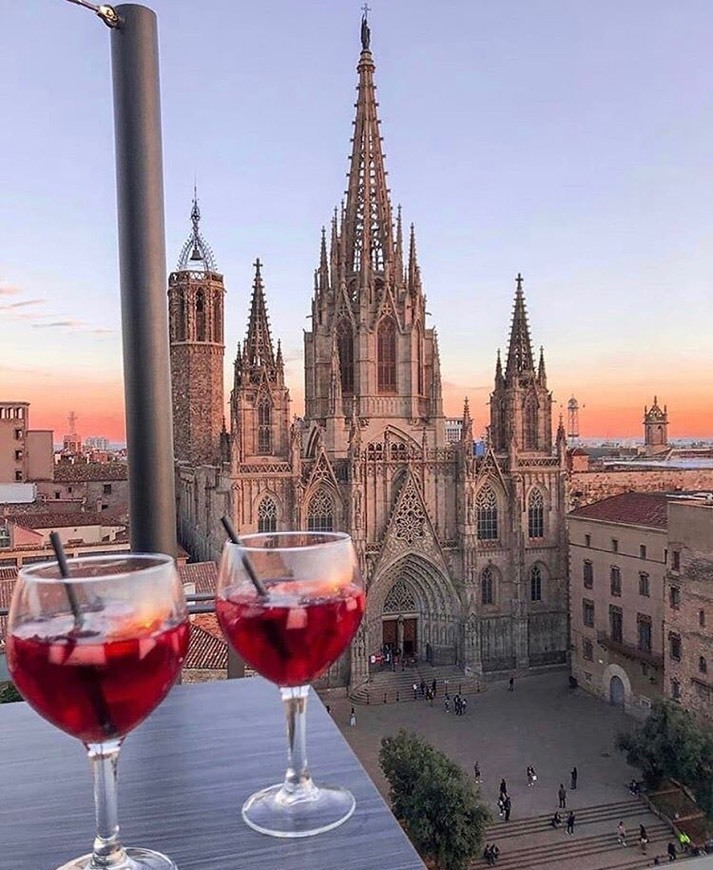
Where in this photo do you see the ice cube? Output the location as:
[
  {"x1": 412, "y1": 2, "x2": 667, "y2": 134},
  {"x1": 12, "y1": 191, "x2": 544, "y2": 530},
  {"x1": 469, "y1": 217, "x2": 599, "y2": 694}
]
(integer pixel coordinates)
[
  {"x1": 65, "y1": 642, "x2": 107, "y2": 668},
  {"x1": 138, "y1": 637, "x2": 157, "y2": 660},
  {"x1": 285, "y1": 607, "x2": 308, "y2": 630},
  {"x1": 346, "y1": 597, "x2": 358, "y2": 611}
]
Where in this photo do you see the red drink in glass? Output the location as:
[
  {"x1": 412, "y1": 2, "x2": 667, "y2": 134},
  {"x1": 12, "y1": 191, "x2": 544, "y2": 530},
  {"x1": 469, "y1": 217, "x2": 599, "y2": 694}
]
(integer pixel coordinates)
[
  {"x1": 8, "y1": 613, "x2": 189, "y2": 743},
  {"x1": 216, "y1": 580, "x2": 364, "y2": 686}
]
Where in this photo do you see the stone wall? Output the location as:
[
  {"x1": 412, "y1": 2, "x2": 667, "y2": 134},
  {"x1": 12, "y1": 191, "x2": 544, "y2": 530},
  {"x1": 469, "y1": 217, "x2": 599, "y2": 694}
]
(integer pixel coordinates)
[{"x1": 570, "y1": 468, "x2": 713, "y2": 510}]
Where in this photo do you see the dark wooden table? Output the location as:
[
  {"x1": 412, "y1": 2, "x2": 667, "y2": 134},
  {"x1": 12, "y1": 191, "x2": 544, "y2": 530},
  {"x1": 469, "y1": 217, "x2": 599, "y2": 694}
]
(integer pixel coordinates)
[{"x1": 0, "y1": 678, "x2": 424, "y2": 870}]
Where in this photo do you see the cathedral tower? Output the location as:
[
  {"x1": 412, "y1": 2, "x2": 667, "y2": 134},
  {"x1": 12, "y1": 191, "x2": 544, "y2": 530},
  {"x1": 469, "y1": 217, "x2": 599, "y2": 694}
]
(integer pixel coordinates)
[
  {"x1": 168, "y1": 192, "x2": 225, "y2": 465},
  {"x1": 303, "y1": 12, "x2": 444, "y2": 453},
  {"x1": 230, "y1": 260, "x2": 291, "y2": 464},
  {"x1": 644, "y1": 396, "x2": 669, "y2": 456},
  {"x1": 490, "y1": 274, "x2": 552, "y2": 454}
]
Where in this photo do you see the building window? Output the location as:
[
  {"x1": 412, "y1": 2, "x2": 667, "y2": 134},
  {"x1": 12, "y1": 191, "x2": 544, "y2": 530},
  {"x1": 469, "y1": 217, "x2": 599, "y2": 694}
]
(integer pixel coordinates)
[
  {"x1": 610, "y1": 565, "x2": 622, "y2": 597},
  {"x1": 671, "y1": 678, "x2": 681, "y2": 701},
  {"x1": 669, "y1": 586, "x2": 681, "y2": 609},
  {"x1": 640, "y1": 544, "x2": 647, "y2": 560},
  {"x1": 530, "y1": 564, "x2": 543, "y2": 601},
  {"x1": 14, "y1": 428, "x2": 22, "y2": 440},
  {"x1": 195, "y1": 290, "x2": 206, "y2": 341},
  {"x1": 15, "y1": 470, "x2": 23, "y2": 482},
  {"x1": 699, "y1": 656, "x2": 708, "y2": 675},
  {"x1": 672, "y1": 550, "x2": 680, "y2": 571},
  {"x1": 583, "y1": 560, "x2": 593, "y2": 589},
  {"x1": 638, "y1": 572, "x2": 650, "y2": 597},
  {"x1": 0, "y1": 525, "x2": 9, "y2": 549},
  {"x1": 14, "y1": 449, "x2": 23, "y2": 461},
  {"x1": 522, "y1": 395, "x2": 537, "y2": 450},
  {"x1": 637, "y1": 614, "x2": 652, "y2": 653},
  {"x1": 609, "y1": 606, "x2": 623, "y2": 643},
  {"x1": 668, "y1": 633, "x2": 681, "y2": 661},
  {"x1": 103, "y1": 484, "x2": 112, "y2": 496},
  {"x1": 527, "y1": 489, "x2": 544, "y2": 539},
  {"x1": 476, "y1": 486, "x2": 498, "y2": 541},
  {"x1": 583, "y1": 598, "x2": 595, "y2": 627},
  {"x1": 611, "y1": 538, "x2": 618, "y2": 553},
  {"x1": 257, "y1": 395, "x2": 272, "y2": 455},
  {"x1": 54, "y1": 491, "x2": 60, "y2": 499},
  {"x1": 377, "y1": 317, "x2": 397, "y2": 393},
  {"x1": 700, "y1": 609, "x2": 706, "y2": 628},
  {"x1": 213, "y1": 297, "x2": 222, "y2": 343},
  {"x1": 585, "y1": 534, "x2": 591, "y2": 548},
  {"x1": 307, "y1": 490, "x2": 334, "y2": 532},
  {"x1": 481, "y1": 567, "x2": 495, "y2": 605},
  {"x1": 257, "y1": 496, "x2": 278, "y2": 533},
  {"x1": 582, "y1": 638, "x2": 593, "y2": 661},
  {"x1": 337, "y1": 319, "x2": 354, "y2": 395}
]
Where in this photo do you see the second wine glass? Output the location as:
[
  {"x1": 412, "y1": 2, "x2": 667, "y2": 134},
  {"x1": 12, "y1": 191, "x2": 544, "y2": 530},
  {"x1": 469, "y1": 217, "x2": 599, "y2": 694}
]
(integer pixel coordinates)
[{"x1": 216, "y1": 531, "x2": 365, "y2": 839}]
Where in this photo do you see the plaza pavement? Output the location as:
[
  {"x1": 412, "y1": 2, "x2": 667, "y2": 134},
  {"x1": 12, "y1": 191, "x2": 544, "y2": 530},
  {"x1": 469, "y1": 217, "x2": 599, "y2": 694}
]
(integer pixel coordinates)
[{"x1": 320, "y1": 672, "x2": 688, "y2": 869}]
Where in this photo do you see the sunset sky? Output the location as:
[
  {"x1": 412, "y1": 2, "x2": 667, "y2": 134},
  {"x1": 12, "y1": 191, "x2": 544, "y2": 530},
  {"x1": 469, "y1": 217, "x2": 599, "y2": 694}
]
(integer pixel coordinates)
[{"x1": 2, "y1": 1, "x2": 712, "y2": 443}]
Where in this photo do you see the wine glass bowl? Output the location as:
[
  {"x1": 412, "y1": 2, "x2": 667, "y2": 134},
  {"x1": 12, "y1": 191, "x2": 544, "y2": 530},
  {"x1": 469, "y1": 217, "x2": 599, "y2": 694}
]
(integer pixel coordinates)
[
  {"x1": 216, "y1": 531, "x2": 365, "y2": 838},
  {"x1": 7, "y1": 554, "x2": 189, "y2": 870}
]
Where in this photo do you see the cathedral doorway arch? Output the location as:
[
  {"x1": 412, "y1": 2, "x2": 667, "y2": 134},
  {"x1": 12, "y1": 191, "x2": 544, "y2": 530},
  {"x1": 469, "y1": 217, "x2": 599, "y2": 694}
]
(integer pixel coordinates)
[{"x1": 368, "y1": 554, "x2": 460, "y2": 667}]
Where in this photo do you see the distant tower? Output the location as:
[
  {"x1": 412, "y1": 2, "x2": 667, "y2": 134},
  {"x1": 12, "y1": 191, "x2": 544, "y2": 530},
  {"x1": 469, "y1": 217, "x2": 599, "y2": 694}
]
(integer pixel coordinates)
[
  {"x1": 63, "y1": 411, "x2": 81, "y2": 454},
  {"x1": 168, "y1": 189, "x2": 225, "y2": 466},
  {"x1": 644, "y1": 396, "x2": 669, "y2": 456},
  {"x1": 567, "y1": 396, "x2": 579, "y2": 445}
]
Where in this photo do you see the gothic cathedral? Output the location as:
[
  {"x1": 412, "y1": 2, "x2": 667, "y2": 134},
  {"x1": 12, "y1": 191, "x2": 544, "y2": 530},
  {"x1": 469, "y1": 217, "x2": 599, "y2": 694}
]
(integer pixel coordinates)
[{"x1": 171, "y1": 15, "x2": 569, "y2": 688}]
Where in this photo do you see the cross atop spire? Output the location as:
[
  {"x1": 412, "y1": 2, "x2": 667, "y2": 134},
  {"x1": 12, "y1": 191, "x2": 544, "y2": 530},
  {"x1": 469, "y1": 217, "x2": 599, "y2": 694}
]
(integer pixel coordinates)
[
  {"x1": 360, "y1": 5, "x2": 371, "y2": 50},
  {"x1": 505, "y1": 272, "x2": 534, "y2": 378},
  {"x1": 244, "y1": 258, "x2": 275, "y2": 371},
  {"x1": 177, "y1": 185, "x2": 218, "y2": 272},
  {"x1": 343, "y1": 9, "x2": 393, "y2": 276}
]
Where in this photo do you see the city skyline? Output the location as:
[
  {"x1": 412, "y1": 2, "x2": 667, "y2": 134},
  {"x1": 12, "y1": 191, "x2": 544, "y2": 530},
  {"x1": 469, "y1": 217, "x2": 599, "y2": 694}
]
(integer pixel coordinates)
[{"x1": 2, "y1": 1, "x2": 713, "y2": 442}]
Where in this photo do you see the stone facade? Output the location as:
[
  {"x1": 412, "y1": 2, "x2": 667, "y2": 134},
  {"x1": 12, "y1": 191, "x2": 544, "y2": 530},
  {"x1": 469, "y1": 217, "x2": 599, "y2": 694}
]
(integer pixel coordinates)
[
  {"x1": 568, "y1": 493, "x2": 668, "y2": 717},
  {"x1": 664, "y1": 499, "x2": 713, "y2": 722},
  {"x1": 569, "y1": 467, "x2": 713, "y2": 511},
  {"x1": 174, "y1": 17, "x2": 571, "y2": 688}
]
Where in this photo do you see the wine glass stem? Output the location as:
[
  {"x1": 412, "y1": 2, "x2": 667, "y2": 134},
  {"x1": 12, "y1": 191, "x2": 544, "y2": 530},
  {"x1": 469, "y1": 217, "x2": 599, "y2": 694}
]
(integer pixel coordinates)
[
  {"x1": 280, "y1": 685, "x2": 315, "y2": 798},
  {"x1": 87, "y1": 740, "x2": 127, "y2": 867}
]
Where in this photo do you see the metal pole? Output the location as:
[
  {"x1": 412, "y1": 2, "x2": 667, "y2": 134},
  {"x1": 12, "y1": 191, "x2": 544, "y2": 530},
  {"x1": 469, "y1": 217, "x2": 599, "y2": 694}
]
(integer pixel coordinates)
[{"x1": 111, "y1": 4, "x2": 176, "y2": 555}]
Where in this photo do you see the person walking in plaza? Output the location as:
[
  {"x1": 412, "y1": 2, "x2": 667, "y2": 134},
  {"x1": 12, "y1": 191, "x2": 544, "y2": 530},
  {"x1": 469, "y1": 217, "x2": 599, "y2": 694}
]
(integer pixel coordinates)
[
  {"x1": 420, "y1": 679, "x2": 426, "y2": 697},
  {"x1": 639, "y1": 824, "x2": 649, "y2": 854},
  {"x1": 504, "y1": 795, "x2": 512, "y2": 822},
  {"x1": 550, "y1": 811, "x2": 562, "y2": 829},
  {"x1": 461, "y1": 695, "x2": 468, "y2": 715},
  {"x1": 473, "y1": 761, "x2": 481, "y2": 783},
  {"x1": 499, "y1": 778, "x2": 507, "y2": 799},
  {"x1": 526, "y1": 765, "x2": 537, "y2": 786},
  {"x1": 667, "y1": 841, "x2": 677, "y2": 861},
  {"x1": 558, "y1": 783, "x2": 566, "y2": 809},
  {"x1": 349, "y1": 706, "x2": 357, "y2": 727},
  {"x1": 412, "y1": 681, "x2": 418, "y2": 700},
  {"x1": 432, "y1": 677, "x2": 437, "y2": 697},
  {"x1": 617, "y1": 821, "x2": 627, "y2": 846},
  {"x1": 444, "y1": 696, "x2": 450, "y2": 713},
  {"x1": 570, "y1": 766, "x2": 578, "y2": 790},
  {"x1": 566, "y1": 811, "x2": 575, "y2": 835},
  {"x1": 508, "y1": 675, "x2": 514, "y2": 691}
]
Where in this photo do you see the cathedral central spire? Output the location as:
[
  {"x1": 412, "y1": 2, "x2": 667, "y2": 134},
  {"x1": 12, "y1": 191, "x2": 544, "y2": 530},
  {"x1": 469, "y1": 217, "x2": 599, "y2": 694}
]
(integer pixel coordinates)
[
  {"x1": 343, "y1": 10, "x2": 394, "y2": 275},
  {"x1": 505, "y1": 272, "x2": 535, "y2": 379}
]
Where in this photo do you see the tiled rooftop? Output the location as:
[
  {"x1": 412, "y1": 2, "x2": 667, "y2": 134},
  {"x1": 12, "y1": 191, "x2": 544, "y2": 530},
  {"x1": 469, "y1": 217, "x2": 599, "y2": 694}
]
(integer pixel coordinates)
[
  {"x1": 185, "y1": 621, "x2": 228, "y2": 671},
  {"x1": 568, "y1": 491, "x2": 669, "y2": 529},
  {"x1": 54, "y1": 463, "x2": 128, "y2": 482},
  {"x1": 4, "y1": 512, "x2": 125, "y2": 531},
  {"x1": 178, "y1": 561, "x2": 218, "y2": 594}
]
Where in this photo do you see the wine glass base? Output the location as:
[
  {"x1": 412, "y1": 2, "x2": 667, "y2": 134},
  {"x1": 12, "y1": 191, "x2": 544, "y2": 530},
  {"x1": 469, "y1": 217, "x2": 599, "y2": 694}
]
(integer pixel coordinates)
[
  {"x1": 242, "y1": 782, "x2": 356, "y2": 838},
  {"x1": 56, "y1": 846, "x2": 177, "y2": 870}
]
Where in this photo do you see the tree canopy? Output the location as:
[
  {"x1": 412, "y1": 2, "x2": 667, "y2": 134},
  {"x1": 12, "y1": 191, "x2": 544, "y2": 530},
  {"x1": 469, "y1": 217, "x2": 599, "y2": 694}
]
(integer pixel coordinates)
[
  {"x1": 0, "y1": 682, "x2": 23, "y2": 704},
  {"x1": 617, "y1": 700, "x2": 713, "y2": 816},
  {"x1": 379, "y1": 728, "x2": 490, "y2": 870}
]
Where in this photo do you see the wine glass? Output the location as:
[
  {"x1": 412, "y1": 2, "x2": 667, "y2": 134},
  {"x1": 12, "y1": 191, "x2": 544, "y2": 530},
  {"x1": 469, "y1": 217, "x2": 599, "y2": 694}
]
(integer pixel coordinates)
[
  {"x1": 6, "y1": 554, "x2": 189, "y2": 870},
  {"x1": 216, "y1": 531, "x2": 365, "y2": 838}
]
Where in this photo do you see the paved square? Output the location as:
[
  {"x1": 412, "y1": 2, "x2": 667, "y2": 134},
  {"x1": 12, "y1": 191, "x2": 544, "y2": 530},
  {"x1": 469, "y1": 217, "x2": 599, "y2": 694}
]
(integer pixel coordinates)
[{"x1": 321, "y1": 673, "x2": 676, "y2": 868}]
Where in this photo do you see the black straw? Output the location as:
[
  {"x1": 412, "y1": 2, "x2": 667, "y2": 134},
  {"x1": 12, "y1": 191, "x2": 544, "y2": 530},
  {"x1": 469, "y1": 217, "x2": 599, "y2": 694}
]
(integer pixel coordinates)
[
  {"x1": 220, "y1": 515, "x2": 269, "y2": 597},
  {"x1": 50, "y1": 531, "x2": 84, "y2": 628}
]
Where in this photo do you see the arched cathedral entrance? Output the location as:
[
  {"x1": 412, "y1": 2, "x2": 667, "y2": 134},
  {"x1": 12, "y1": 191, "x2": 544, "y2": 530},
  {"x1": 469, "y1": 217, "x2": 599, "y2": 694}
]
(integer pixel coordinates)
[{"x1": 367, "y1": 554, "x2": 460, "y2": 668}]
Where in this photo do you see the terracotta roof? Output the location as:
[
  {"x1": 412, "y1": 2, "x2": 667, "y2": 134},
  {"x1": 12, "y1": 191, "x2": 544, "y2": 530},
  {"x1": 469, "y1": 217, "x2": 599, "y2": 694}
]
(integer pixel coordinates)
[
  {"x1": 568, "y1": 491, "x2": 669, "y2": 530},
  {"x1": 184, "y1": 621, "x2": 228, "y2": 671},
  {"x1": 5, "y1": 512, "x2": 125, "y2": 531},
  {"x1": 178, "y1": 561, "x2": 218, "y2": 594},
  {"x1": 54, "y1": 463, "x2": 128, "y2": 483},
  {"x1": 0, "y1": 578, "x2": 15, "y2": 651}
]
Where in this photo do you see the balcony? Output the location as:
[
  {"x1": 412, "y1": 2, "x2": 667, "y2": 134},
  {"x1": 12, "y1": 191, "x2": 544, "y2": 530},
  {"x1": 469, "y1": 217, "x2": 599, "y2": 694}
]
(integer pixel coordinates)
[{"x1": 597, "y1": 630, "x2": 664, "y2": 668}]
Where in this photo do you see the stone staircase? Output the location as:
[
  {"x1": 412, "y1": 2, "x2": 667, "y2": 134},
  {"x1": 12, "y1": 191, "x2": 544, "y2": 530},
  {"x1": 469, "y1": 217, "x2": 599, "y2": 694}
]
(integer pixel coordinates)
[
  {"x1": 476, "y1": 797, "x2": 675, "y2": 869},
  {"x1": 350, "y1": 662, "x2": 485, "y2": 705}
]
